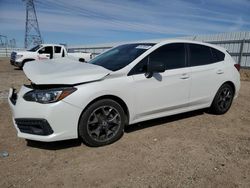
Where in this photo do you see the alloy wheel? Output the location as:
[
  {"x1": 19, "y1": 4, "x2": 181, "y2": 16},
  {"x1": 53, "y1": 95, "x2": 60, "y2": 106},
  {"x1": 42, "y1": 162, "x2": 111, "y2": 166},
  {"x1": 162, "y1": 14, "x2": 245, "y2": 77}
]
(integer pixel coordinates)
[
  {"x1": 217, "y1": 87, "x2": 233, "y2": 111},
  {"x1": 87, "y1": 106, "x2": 121, "y2": 142}
]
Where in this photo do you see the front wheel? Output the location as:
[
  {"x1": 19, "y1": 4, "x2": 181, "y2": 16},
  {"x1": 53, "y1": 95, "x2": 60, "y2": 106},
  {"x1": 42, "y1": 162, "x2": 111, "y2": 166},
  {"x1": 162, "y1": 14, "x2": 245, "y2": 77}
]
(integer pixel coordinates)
[
  {"x1": 20, "y1": 59, "x2": 31, "y2": 69},
  {"x1": 210, "y1": 83, "x2": 234, "y2": 115},
  {"x1": 79, "y1": 99, "x2": 125, "y2": 147}
]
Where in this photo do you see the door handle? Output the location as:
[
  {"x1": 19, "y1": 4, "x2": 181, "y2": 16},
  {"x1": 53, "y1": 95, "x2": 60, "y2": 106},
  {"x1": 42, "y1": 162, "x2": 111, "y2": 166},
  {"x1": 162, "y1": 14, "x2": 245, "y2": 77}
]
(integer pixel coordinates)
[
  {"x1": 180, "y1": 73, "x2": 189, "y2": 79},
  {"x1": 216, "y1": 69, "x2": 224, "y2": 74}
]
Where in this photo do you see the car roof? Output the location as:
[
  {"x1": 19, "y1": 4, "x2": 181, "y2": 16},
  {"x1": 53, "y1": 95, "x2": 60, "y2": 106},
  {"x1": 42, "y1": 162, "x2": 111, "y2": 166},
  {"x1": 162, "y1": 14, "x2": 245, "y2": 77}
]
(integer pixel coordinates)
[
  {"x1": 41, "y1": 44, "x2": 65, "y2": 47},
  {"x1": 116, "y1": 39, "x2": 226, "y2": 53},
  {"x1": 156, "y1": 39, "x2": 226, "y2": 52}
]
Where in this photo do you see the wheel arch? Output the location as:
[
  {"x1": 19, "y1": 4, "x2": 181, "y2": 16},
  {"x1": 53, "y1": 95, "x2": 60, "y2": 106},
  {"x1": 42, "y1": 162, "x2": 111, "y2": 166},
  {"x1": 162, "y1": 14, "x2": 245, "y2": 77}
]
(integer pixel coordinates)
[
  {"x1": 22, "y1": 58, "x2": 35, "y2": 63},
  {"x1": 221, "y1": 81, "x2": 236, "y2": 96},
  {"x1": 77, "y1": 95, "x2": 130, "y2": 136},
  {"x1": 210, "y1": 80, "x2": 236, "y2": 107},
  {"x1": 210, "y1": 80, "x2": 236, "y2": 114},
  {"x1": 21, "y1": 58, "x2": 35, "y2": 68}
]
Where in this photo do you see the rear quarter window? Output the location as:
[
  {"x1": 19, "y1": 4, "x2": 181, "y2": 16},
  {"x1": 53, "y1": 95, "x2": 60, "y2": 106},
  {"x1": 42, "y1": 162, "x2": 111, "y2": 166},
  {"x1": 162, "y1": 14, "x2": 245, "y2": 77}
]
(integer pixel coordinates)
[{"x1": 210, "y1": 47, "x2": 225, "y2": 62}]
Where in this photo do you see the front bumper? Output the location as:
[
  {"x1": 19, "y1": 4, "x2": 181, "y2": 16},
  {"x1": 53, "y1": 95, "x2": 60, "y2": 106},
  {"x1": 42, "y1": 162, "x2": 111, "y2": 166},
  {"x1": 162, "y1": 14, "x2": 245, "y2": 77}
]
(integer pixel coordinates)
[
  {"x1": 10, "y1": 59, "x2": 15, "y2": 65},
  {"x1": 10, "y1": 59, "x2": 22, "y2": 67},
  {"x1": 8, "y1": 86, "x2": 83, "y2": 142}
]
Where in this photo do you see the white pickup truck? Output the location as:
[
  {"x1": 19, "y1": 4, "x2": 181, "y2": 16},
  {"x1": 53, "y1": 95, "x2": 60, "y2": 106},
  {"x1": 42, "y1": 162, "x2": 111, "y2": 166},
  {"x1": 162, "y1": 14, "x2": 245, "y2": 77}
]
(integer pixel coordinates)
[{"x1": 10, "y1": 44, "x2": 93, "y2": 68}]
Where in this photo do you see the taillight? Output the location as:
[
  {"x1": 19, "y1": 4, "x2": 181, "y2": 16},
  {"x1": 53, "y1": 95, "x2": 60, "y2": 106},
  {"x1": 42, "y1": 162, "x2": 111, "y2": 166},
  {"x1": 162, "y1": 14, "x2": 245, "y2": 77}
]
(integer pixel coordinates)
[{"x1": 234, "y1": 64, "x2": 240, "y2": 71}]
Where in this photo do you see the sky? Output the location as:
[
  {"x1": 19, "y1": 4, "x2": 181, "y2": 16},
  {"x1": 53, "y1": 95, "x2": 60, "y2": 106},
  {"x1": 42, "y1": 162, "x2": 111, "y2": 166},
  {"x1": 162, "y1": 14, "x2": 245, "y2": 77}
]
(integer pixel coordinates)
[{"x1": 0, "y1": 0, "x2": 250, "y2": 47}]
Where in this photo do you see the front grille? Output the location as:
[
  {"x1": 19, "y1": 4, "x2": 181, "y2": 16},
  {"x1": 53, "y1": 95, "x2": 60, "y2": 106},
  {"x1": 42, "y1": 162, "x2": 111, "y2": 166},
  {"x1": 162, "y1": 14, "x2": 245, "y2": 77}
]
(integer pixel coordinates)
[{"x1": 15, "y1": 118, "x2": 53, "y2": 136}]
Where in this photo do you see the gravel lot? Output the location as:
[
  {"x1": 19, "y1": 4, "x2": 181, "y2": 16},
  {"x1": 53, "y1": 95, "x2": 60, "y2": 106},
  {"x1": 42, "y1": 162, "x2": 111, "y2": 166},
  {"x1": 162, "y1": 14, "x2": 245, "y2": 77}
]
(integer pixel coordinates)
[{"x1": 0, "y1": 57, "x2": 250, "y2": 188}]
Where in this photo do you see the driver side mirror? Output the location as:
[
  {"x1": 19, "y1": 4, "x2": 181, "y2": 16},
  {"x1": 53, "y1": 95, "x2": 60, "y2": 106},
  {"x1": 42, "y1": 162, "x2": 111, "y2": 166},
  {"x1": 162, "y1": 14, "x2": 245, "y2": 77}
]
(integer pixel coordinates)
[
  {"x1": 145, "y1": 57, "x2": 165, "y2": 78},
  {"x1": 79, "y1": 58, "x2": 85, "y2": 63}
]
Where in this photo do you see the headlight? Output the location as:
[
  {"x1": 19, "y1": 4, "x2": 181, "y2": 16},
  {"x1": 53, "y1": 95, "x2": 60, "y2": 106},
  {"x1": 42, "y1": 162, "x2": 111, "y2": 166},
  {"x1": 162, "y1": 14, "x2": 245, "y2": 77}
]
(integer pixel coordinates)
[
  {"x1": 16, "y1": 55, "x2": 23, "y2": 59},
  {"x1": 23, "y1": 87, "x2": 77, "y2": 104}
]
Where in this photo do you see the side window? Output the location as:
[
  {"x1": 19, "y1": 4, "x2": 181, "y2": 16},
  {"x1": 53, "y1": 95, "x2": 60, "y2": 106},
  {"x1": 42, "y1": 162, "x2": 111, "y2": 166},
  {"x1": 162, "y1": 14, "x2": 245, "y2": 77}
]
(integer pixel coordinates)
[
  {"x1": 38, "y1": 46, "x2": 53, "y2": 59},
  {"x1": 39, "y1": 46, "x2": 53, "y2": 54},
  {"x1": 129, "y1": 57, "x2": 148, "y2": 75},
  {"x1": 150, "y1": 43, "x2": 186, "y2": 70},
  {"x1": 189, "y1": 44, "x2": 213, "y2": 66},
  {"x1": 128, "y1": 43, "x2": 186, "y2": 75},
  {"x1": 210, "y1": 47, "x2": 225, "y2": 62},
  {"x1": 54, "y1": 46, "x2": 62, "y2": 53}
]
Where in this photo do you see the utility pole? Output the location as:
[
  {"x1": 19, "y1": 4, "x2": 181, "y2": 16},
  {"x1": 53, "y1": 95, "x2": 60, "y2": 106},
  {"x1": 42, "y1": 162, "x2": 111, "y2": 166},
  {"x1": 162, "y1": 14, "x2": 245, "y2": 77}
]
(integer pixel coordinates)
[{"x1": 23, "y1": 0, "x2": 43, "y2": 49}]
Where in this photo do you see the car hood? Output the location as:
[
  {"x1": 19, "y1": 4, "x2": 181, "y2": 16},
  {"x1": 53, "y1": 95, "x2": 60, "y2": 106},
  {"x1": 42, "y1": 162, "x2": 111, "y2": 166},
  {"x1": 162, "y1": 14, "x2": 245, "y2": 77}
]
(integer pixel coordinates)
[
  {"x1": 23, "y1": 57, "x2": 111, "y2": 85},
  {"x1": 15, "y1": 51, "x2": 35, "y2": 55}
]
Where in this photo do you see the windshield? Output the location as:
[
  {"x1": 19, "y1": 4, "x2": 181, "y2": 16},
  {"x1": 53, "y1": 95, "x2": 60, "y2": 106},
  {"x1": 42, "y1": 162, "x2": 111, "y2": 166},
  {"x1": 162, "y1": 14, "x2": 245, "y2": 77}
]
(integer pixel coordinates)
[
  {"x1": 89, "y1": 43, "x2": 155, "y2": 71},
  {"x1": 28, "y1": 45, "x2": 42, "y2": 52}
]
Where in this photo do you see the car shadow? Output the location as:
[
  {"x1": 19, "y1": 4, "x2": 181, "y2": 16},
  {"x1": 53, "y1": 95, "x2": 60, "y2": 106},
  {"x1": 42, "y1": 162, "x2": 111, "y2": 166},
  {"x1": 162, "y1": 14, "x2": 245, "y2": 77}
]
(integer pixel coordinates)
[
  {"x1": 26, "y1": 109, "x2": 207, "y2": 150},
  {"x1": 14, "y1": 68, "x2": 22, "y2": 71},
  {"x1": 26, "y1": 138, "x2": 82, "y2": 150},
  {"x1": 125, "y1": 109, "x2": 206, "y2": 133}
]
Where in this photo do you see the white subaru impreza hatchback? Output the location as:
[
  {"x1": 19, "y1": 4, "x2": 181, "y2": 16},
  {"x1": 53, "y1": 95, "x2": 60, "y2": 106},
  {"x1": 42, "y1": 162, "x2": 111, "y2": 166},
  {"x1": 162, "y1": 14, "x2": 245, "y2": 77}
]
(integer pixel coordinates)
[{"x1": 8, "y1": 40, "x2": 240, "y2": 147}]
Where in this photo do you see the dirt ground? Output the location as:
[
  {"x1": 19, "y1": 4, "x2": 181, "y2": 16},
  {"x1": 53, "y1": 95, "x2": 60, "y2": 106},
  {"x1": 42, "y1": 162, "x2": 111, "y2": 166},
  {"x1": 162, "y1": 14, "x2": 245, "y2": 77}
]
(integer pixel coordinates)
[{"x1": 0, "y1": 57, "x2": 250, "y2": 188}]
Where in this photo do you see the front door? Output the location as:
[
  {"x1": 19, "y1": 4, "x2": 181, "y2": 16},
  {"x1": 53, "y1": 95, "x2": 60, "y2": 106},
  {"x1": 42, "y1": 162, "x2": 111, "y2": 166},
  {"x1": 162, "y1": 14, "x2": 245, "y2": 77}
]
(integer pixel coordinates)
[
  {"x1": 129, "y1": 43, "x2": 191, "y2": 122},
  {"x1": 38, "y1": 46, "x2": 53, "y2": 60}
]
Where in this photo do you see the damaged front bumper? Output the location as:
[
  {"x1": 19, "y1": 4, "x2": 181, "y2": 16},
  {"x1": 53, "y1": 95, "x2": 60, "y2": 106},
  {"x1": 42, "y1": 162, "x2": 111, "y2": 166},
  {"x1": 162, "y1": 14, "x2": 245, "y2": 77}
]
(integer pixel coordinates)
[{"x1": 8, "y1": 86, "x2": 83, "y2": 142}]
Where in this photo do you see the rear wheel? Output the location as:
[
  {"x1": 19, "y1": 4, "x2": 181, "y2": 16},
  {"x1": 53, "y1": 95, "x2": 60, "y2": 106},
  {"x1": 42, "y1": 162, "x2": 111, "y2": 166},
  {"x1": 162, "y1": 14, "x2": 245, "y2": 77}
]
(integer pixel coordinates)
[
  {"x1": 210, "y1": 83, "x2": 234, "y2": 114},
  {"x1": 79, "y1": 99, "x2": 125, "y2": 147}
]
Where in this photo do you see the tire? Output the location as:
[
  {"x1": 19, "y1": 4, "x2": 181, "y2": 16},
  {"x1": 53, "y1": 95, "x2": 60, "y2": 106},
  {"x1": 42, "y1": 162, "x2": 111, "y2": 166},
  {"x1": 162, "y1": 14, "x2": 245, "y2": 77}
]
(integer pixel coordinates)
[
  {"x1": 20, "y1": 60, "x2": 28, "y2": 69},
  {"x1": 210, "y1": 83, "x2": 234, "y2": 115},
  {"x1": 79, "y1": 99, "x2": 125, "y2": 147}
]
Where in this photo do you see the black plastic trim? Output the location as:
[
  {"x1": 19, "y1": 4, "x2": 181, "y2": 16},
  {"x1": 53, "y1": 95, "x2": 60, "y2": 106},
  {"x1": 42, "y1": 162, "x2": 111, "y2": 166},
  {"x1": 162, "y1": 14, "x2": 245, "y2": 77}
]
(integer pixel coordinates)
[
  {"x1": 15, "y1": 118, "x2": 53, "y2": 136},
  {"x1": 9, "y1": 88, "x2": 17, "y2": 105}
]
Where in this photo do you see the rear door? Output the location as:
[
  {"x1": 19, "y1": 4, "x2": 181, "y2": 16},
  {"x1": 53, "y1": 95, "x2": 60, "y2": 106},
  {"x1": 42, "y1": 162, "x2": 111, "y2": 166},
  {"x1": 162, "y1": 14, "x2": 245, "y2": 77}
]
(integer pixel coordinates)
[
  {"x1": 54, "y1": 46, "x2": 62, "y2": 58},
  {"x1": 188, "y1": 43, "x2": 226, "y2": 108},
  {"x1": 130, "y1": 43, "x2": 192, "y2": 121}
]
